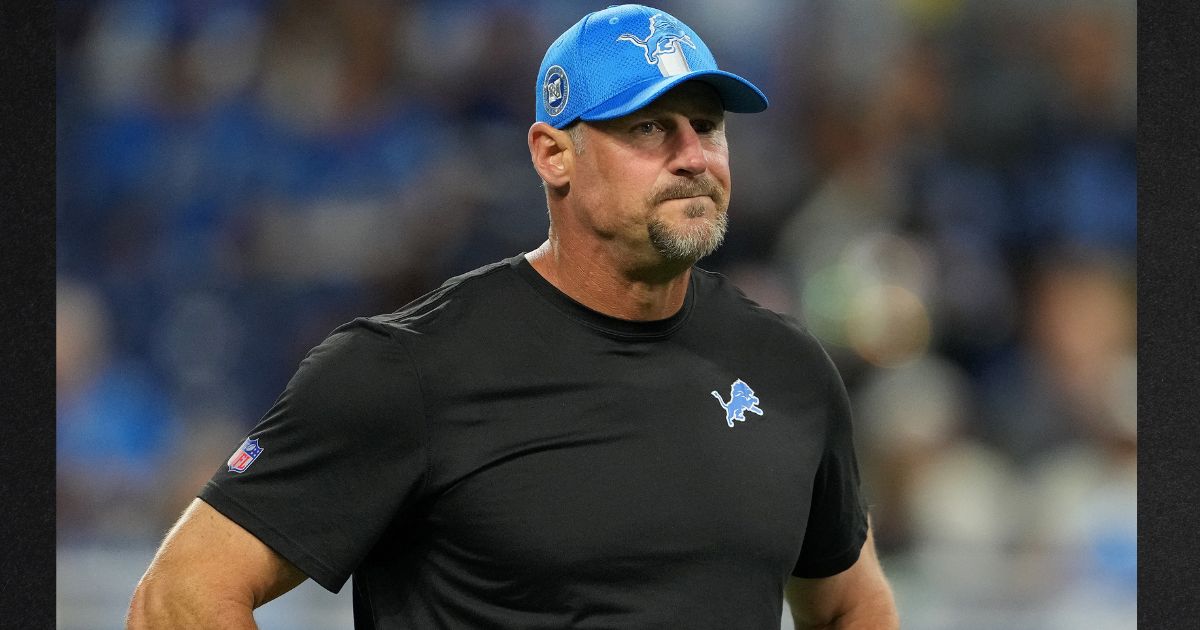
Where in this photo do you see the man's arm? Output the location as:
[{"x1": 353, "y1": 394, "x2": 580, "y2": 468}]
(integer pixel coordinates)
[
  {"x1": 786, "y1": 526, "x2": 899, "y2": 630},
  {"x1": 126, "y1": 498, "x2": 309, "y2": 629}
]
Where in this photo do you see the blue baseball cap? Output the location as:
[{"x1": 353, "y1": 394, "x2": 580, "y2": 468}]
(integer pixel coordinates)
[{"x1": 535, "y1": 4, "x2": 768, "y2": 128}]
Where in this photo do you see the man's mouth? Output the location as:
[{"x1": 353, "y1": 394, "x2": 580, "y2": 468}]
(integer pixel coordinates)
[{"x1": 653, "y1": 179, "x2": 721, "y2": 205}]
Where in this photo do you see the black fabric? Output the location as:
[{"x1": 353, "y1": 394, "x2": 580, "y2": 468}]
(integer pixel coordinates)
[{"x1": 201, "y1": 253, "x2": 868, "y2": 629}]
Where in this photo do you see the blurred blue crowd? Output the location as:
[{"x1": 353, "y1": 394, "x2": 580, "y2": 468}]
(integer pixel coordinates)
[{"x1": 57, "y1": 0, "x2": 1134, "y2": 626}]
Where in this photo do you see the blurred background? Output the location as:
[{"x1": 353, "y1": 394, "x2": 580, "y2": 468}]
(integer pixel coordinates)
[{"x1": 55, "y1": 0, "x2": 1135, "y2": 628}]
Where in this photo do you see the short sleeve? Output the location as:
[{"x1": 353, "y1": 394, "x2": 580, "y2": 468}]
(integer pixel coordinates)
[
  {"x1": 792, "y1": 349, "x2": 869, "y2": 578},
  {"x1": 199, "y1": 318, "x2": 428, "y2": 593}
]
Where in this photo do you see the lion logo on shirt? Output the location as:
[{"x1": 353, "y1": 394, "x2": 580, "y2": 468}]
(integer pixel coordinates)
[{"x1": 711, "y1": 379, "x2": 764, "y2": 428}]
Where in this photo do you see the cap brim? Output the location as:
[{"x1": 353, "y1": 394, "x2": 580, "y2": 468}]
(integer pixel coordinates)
[{"x1": 576, "y1": 70, "x2": 768, "y2": 125}]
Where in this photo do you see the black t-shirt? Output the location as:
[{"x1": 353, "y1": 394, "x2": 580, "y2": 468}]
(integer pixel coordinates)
[{"x1": 201, "y1": 254, "x2": 868, "y2": 629}]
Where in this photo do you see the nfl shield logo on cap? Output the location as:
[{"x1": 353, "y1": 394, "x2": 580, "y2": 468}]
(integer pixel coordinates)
[{"x1": 227, "y1": 437, "x2": 264, "y2": 473}]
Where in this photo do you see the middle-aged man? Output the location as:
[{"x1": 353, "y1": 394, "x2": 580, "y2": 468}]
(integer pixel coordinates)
[{"x1": 128, "y1": 5, "x2": 899, "y2": 629}]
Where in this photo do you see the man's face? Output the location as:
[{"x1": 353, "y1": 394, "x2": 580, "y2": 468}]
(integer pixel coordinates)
[{"x1": 569, "y1": 81, "x2": 731, "y2": 265}]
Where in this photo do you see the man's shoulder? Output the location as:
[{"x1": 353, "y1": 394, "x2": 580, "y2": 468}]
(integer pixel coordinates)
[
  {"x1": 690, "y1": 266, "x2": 840, "y2": 392},
  {"x1": 366, "y1": 256, "x2": 524, "y2": 335},
  {"x1": 691, "y1": 266, "x2": 809, "y2": 339}
]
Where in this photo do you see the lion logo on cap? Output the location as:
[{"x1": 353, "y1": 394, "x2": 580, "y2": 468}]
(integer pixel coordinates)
[{"x1": 617, "y1": 13, "x2": 696, "y2": 76}]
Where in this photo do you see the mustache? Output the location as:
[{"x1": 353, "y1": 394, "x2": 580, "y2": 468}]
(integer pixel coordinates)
[{"x1": 649, "y1": 178, "x2": 725, "y2": 205}]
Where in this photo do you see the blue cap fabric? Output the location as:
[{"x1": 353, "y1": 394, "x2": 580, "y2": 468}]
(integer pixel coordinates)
[{"x1": 535, "y1": 4, "x2": 769, "y2": 128}]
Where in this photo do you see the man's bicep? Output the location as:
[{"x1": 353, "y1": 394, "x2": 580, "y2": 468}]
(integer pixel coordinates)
[
  {"x1": 198, "y1": 322, "x2": 428, "y2": 591},
  {"x1": 786, "y1": 565, "x2": 853, "y2": 628},
  {"x1": 143, "y1": 498, "x2": 308, "y2": 608},
  {"x1": 785, "y1": 526, "x2": 896, "y2": 629}
]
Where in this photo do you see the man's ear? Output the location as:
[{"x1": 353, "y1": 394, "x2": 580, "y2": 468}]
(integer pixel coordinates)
[{"x1": 528, "y1": 122, "x2": 574, "y2": 189}]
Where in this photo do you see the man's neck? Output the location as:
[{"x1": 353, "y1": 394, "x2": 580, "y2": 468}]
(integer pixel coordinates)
[{"x1": 525, "y1": 239, "x2": 693, "y2": 321}]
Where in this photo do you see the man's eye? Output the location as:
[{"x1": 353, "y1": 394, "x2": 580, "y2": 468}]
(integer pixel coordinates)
[
  {"x1": 634, "y1": 122, "x2": 660, "y2": 135},
  {"x1": 693, "y1": 120, "x2": 716, "y2": 134}
]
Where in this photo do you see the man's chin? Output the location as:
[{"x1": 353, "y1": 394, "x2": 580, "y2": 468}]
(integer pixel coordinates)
[
  {"x1": 660, "y1": 196, "x2": 717, "y2": 219},
  {"x1": 647, "y1": 214, "x2": 728, "y2": 262}
]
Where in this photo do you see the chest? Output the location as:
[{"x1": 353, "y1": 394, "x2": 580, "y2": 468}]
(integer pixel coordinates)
[{"x1": 417, "y1": 341, "x2": 830, "y2": 582}]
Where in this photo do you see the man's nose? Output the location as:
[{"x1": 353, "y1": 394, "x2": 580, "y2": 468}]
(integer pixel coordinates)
[{"x1": 667, "y1": 125, "x2": 708, "y2": 177}]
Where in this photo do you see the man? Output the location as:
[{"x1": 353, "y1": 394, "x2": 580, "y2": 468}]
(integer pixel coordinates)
[{"x1": 127, "y1": 5, "x2": 898, "y2": 629}]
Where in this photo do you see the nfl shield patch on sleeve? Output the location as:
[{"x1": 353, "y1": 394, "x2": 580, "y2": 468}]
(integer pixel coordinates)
[{"x1": 227, "y1": 437, "x2": 264, "y2": 473}]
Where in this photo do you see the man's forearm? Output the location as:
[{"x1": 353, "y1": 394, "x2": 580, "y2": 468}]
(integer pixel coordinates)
[{"x1": 127, "y1": 580, "x2": 259, "y2": 630}]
